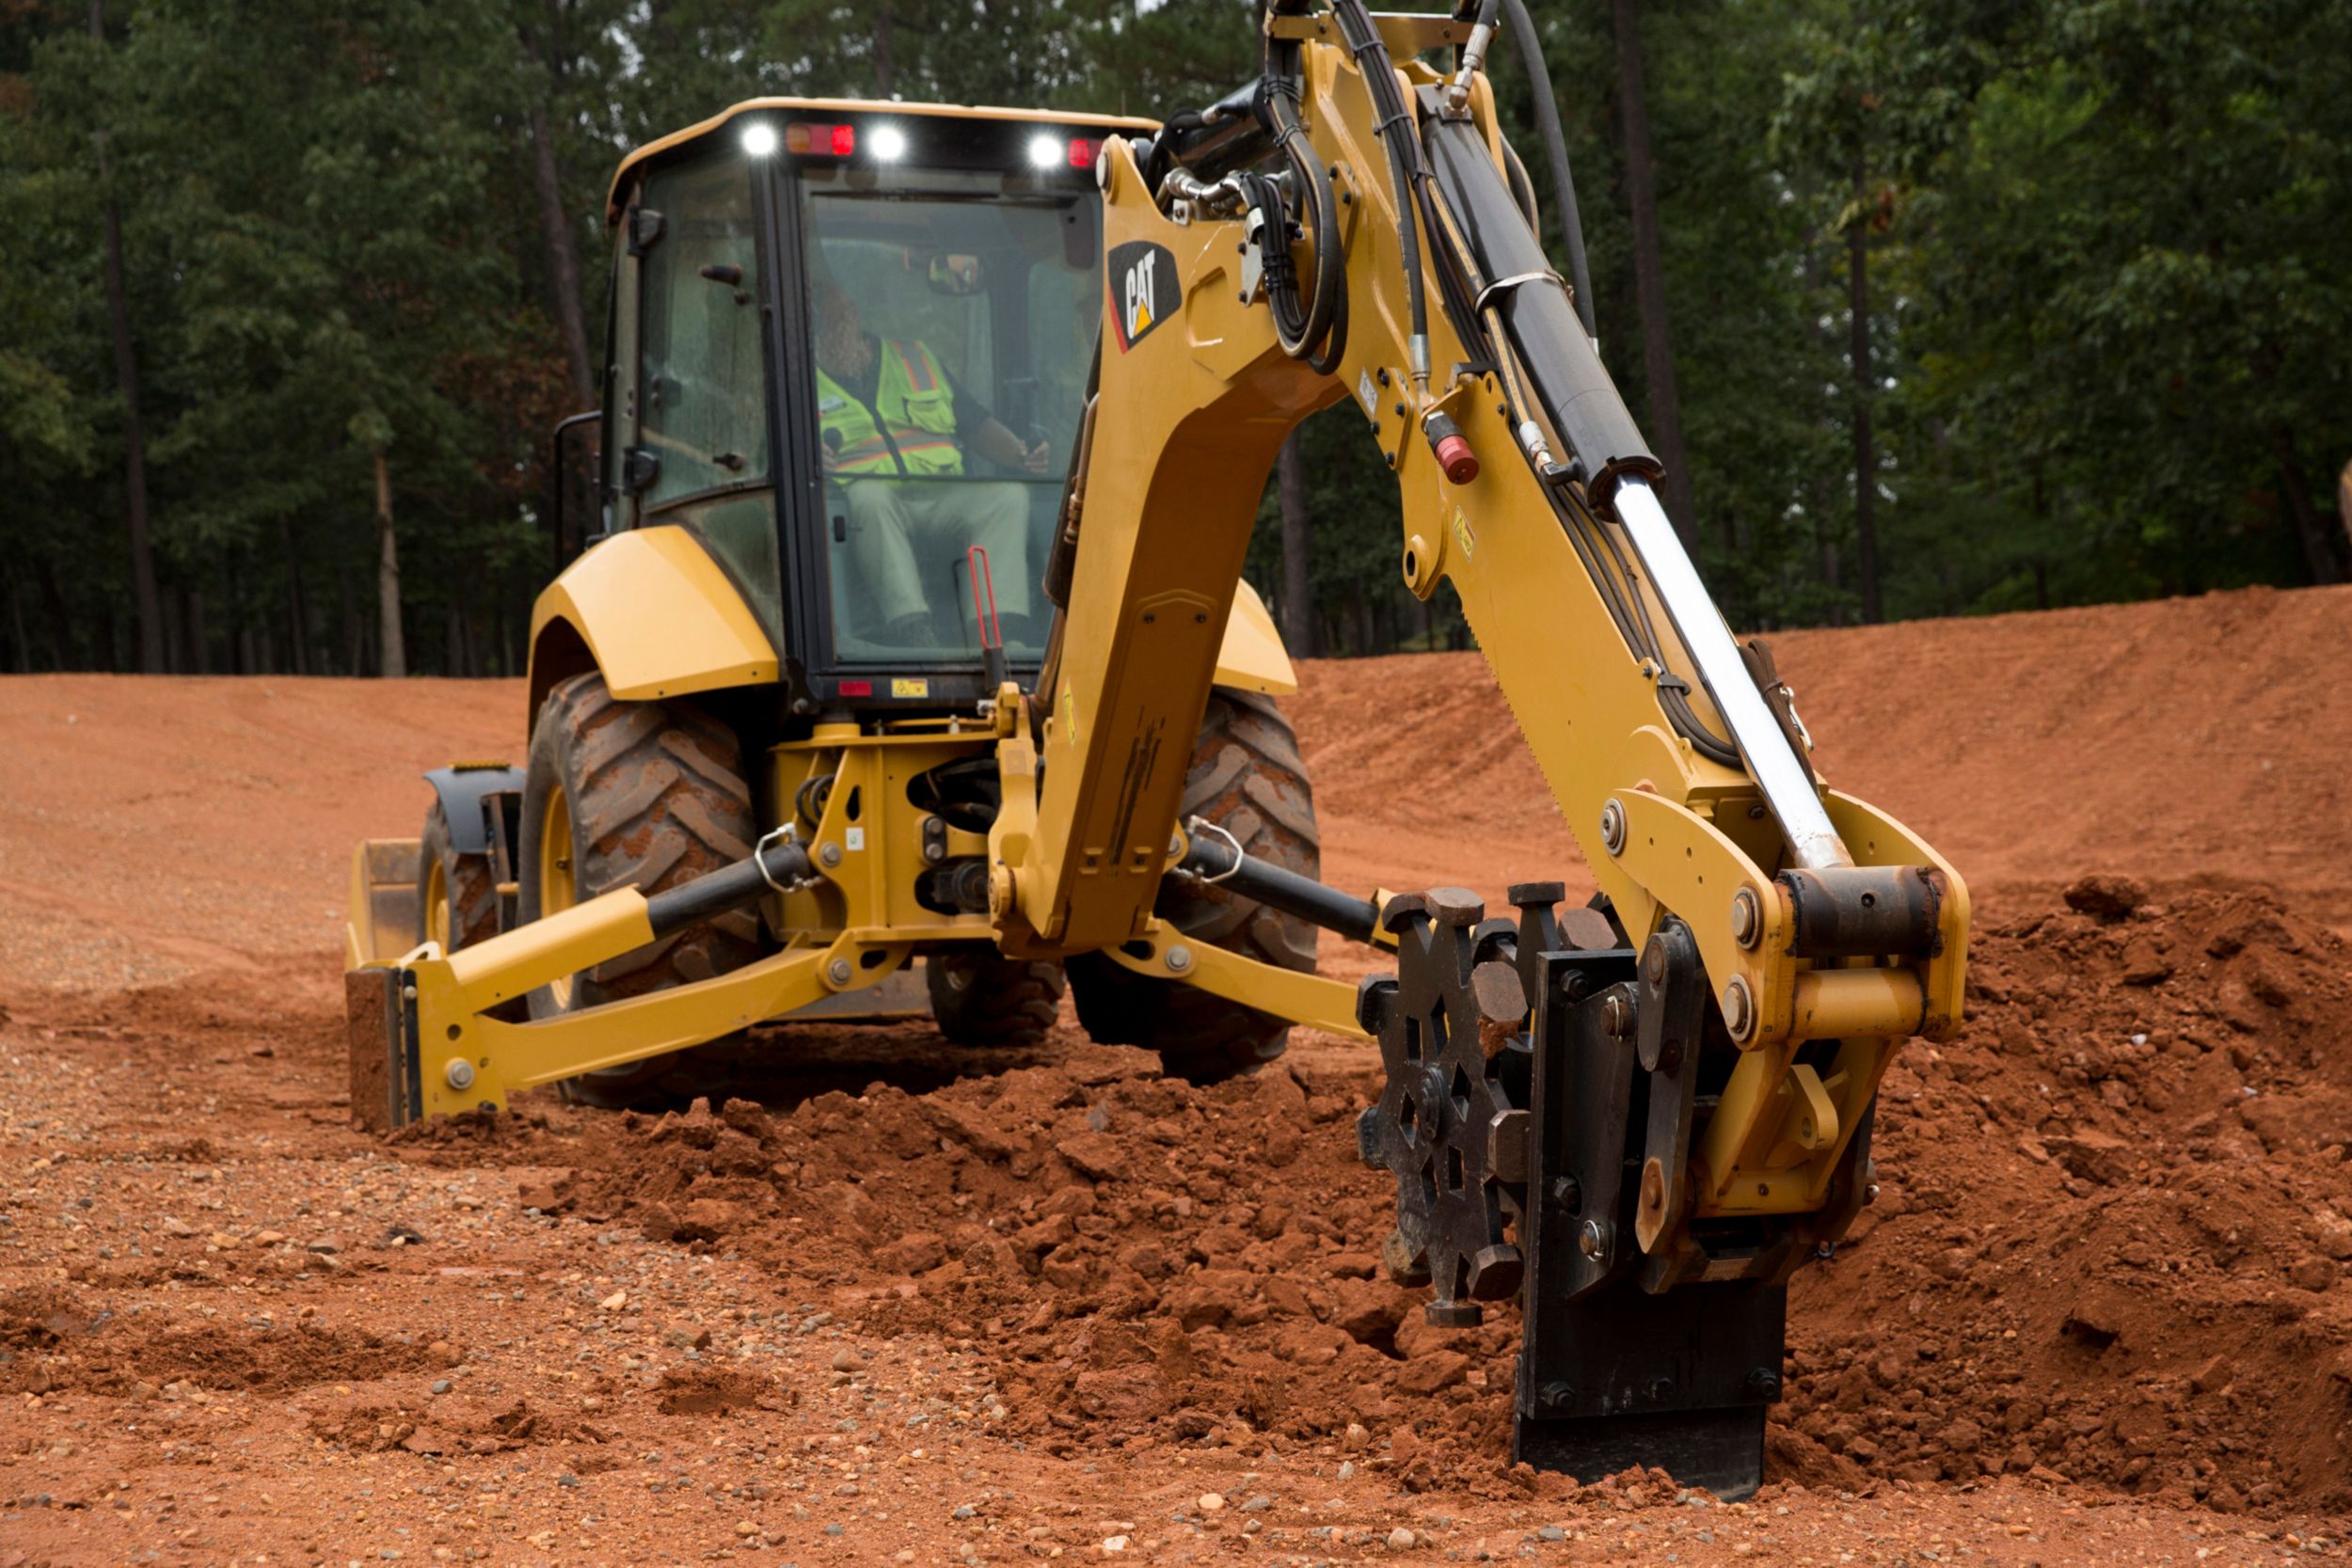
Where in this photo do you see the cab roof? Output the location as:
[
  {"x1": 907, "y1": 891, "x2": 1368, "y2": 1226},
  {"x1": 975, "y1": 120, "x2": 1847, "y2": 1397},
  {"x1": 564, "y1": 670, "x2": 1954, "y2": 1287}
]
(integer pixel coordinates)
[{"x1": 606, "y1": 97, "x2": 1161, "y2": 223}]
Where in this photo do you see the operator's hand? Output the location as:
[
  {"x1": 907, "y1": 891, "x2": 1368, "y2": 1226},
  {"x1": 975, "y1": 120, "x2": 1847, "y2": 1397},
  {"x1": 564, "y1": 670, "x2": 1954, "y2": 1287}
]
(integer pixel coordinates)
[{"x1": 1022, "y1": 439, "x2": 1049, "y2": 474}]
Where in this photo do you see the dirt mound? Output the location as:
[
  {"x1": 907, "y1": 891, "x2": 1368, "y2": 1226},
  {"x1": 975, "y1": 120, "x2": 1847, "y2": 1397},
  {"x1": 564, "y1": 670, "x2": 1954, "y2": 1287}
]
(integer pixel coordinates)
[
  {"x1": 1291, "y1": 583, "x2": 2352, "y2": 925},
  {"x1": 1784, "y1": 881, "x2": 2352, "y2": 1513},
  {"x1": 530, "y1": 880, "x2": 2352, "y2": 1511}
]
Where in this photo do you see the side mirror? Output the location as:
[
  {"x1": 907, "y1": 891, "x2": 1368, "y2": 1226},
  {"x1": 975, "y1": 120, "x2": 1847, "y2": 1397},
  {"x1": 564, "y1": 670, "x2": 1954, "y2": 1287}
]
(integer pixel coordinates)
[
  {"x1": 927, "y1": 253, "x2": 985, "y2": 296},
  {"x1": 548, "y1": 410, "x2": 602, "y2": 569}
]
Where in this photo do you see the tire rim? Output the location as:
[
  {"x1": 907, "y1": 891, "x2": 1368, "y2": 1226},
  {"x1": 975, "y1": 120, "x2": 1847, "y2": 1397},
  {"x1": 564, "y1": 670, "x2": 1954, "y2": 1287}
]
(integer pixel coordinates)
[
  {"x1": 424, "y1": 859, "x2": 451, "y2": 952},
  {"x1": 538, "y1": 782, "x2": 579, "y2": 1009}
]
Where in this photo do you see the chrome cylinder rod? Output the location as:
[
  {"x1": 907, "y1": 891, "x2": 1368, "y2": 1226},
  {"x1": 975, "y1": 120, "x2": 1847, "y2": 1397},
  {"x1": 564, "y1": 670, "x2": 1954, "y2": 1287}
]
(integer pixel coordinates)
[{"x1": 1612, "y1": 478, "x2": 1852, "y2": 871}]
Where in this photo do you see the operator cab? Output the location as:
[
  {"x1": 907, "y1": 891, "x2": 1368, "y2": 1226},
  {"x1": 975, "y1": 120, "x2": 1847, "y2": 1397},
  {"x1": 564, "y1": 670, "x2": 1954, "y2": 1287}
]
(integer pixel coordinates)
[{"x1": 581, "y1": 101, "x2": 1150, "y2": 713}]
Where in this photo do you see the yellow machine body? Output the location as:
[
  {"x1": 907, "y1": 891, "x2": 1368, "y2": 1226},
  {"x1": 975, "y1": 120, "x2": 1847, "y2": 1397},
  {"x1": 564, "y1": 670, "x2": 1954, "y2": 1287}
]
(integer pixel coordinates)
[{"x1": 345, "y1": 40, "x2": 1966, "y2": 1292}]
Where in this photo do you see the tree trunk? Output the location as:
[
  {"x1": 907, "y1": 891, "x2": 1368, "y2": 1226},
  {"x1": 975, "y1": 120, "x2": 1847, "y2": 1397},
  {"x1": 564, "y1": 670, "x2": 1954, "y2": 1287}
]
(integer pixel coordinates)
[
  {"x1": 1847, "y1": 153, "x2": 1881, "y2": 624},
  {"x1": 1610, "y1": 0, "x2": 1695, "y2": 550},
  {"x1": 874, "y1": 0, "x2": 896, "y2": 97},
  {"x1": 520, "y1": 28, "x2": 596, "y2": 408},
  {"x1": 2338, "y1": 456, "x2": 2352, "y2": 564},
  {"x1": 91, "y1": 0, "x2": 165, "y2": 673},
  {"x1": 334, "y1": 562, "x2": 360, "y2": 676},
  {"x1": 1275, "y1": 432, "x2": 1319, "y2": 657},
  {"x1": 279, "y1": 515, "x2": 310, "y2": 674},
  {"x1": 34, "y1": 557, "x2": 70, "y2": 669},
  {"x1": 8, "y1": 575, "x2": 32, "y2": 672},
  {"x1": 184, "y1": 583, "x2": 211, "y2": 673},
  {"x1": 374, "y1": 449, "x2": 407, "y2": 677},
  {"x1": 2273, "y1": 426, "x2": 2344, "y2": 585}
]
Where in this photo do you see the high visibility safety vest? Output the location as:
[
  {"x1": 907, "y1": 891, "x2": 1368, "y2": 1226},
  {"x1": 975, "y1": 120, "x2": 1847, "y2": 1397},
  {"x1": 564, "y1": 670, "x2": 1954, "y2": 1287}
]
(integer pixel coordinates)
[{"x1": 815, "y1": 340, "x2": 963, "y2": 477}]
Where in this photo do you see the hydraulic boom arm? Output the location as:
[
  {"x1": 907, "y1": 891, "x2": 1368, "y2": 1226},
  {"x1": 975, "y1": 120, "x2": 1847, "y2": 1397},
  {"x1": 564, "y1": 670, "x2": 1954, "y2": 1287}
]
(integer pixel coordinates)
[{"x1": 988, "y1": 0, "x2": 1968, "y2": 1491}]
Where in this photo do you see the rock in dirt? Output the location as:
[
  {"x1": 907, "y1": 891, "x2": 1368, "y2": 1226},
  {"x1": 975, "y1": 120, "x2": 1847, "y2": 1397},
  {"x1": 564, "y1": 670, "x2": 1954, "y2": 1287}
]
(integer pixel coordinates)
[{"x1": 2063, "y1": 873, "x2": 2148, "y2": 921}]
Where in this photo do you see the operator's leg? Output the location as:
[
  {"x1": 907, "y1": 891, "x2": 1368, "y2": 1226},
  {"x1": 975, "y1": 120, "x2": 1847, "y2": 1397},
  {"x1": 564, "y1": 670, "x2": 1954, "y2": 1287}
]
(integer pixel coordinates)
[
  {"x1": 957, "y1": 483, "x2": 1034, "y2": 623},
  {"x1": 843, "y1": 481, "x2": 928, "y2": 633}
]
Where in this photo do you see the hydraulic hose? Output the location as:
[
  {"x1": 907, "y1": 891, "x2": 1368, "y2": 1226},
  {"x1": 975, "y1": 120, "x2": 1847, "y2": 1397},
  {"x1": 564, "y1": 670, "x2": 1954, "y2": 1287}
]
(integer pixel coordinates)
[
  {"x1": 1331, "y1": 0, "x2": 1432, "y2": 391},
  {"x1": 1498, "y1": 0, "x2": 1597, "y2": 344},
  {"x1": 1259, "y1": 84, "x2": 1343, "y2": 361}
]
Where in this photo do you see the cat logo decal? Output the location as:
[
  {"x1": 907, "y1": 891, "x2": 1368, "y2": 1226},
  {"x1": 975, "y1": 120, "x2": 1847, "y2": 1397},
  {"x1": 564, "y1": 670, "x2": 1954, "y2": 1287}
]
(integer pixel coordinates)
[{"x1": 1107, "y1": 241, "x2": 1177, "y2": 353}]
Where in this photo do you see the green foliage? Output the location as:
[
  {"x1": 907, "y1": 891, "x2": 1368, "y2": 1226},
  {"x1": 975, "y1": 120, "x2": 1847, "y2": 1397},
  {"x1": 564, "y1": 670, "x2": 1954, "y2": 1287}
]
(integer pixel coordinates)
[{"x1": 3, "y1": 0, "x2": 2345, "y2": 673}]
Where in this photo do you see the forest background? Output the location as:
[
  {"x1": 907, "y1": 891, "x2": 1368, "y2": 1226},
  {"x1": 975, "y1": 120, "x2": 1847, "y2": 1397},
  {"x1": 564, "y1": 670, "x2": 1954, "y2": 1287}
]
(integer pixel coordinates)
[{"x1": 5, "y1": 0, "x2": 2347, "y2": 675}]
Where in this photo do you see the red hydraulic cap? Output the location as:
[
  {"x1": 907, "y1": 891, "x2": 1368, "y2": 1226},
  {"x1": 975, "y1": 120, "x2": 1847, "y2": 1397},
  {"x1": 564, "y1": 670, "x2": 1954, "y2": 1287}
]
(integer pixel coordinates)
[{"x1": 1434, "y1": 432, "x2": 1479, "y2": 485}]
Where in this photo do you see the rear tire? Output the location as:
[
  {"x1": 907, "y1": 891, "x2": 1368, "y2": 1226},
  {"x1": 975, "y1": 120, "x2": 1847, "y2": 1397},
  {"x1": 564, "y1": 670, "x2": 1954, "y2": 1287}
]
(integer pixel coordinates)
[
  {"x1": 416, "y1": 800, "x2": 501, "y2": 954},
  {"x1": 516, "y1": 672, "x2": 766, "y2": 1110},
  {"x1": 1068, "y1": 686, "x2": 1321, "y2": 1082},
  {"x1": 927, "y1": 951, "x2": 1064, "y2": 1049}
]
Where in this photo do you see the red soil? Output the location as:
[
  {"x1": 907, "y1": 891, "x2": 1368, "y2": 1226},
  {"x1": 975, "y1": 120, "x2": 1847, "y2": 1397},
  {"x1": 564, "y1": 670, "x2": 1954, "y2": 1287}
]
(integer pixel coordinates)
[{"x1": 3, "y1": 582, "x2": 2350, "y2": 1563}]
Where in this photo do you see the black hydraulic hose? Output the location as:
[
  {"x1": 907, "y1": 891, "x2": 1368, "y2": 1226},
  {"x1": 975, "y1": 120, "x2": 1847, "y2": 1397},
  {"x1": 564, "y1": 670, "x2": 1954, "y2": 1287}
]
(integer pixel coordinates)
[
  {"x1": 1331, "y1": 0, "x2": 1430, "y2": 384},
  {"x1": 1260, "y1": 84, "x2": 1343, "y2": 360},
  {"x1": 1498, "y1": 0, "x2": 1597, "y2": 343}
]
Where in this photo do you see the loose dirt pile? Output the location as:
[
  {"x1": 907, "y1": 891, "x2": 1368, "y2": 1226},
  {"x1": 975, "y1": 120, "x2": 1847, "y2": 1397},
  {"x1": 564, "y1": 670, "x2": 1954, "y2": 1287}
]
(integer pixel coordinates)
[
  {"x1": 1785, "y1": 880, "x2": 2352, "y2": 1514},
  {"x1": 484, "y1": 878, "x2": 2352, "y2": 1516}
]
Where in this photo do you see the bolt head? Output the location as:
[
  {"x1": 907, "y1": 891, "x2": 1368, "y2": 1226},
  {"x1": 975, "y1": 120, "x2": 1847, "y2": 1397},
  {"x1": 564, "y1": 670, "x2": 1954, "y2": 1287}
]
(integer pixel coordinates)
[
  {"x1": 1597, "y1": 799, "x2": 1627, "y2": 855},
  {"x1": 818, "y1": 842, "x2": 843, "y2": 867},
  {"x1": 987, "y1": 864, "x2": 1015, "y2": 917},
  {"x1": 1577, "y1": 1217, "x2": 1610, "y2": 1260},
  {"x1": 443, "y1": 1059, "x2": 476, "y2": 1091},
  {"x1": 1600, "y1": 991, "x2": 1633, "y2": 1037},
  {"x1": 1730, "y1": 887, "x2": 1761, "y2": 948},
  {"x1": 1722, "y1": 976, "x2": 1756, "y2": 1042},
  {"x1": 1165, "y1": 944, "x2": 1193, "y2": 973},
  {"x1": 826, "y1": 958, "x2": 853, "y2": 986},
  {"x1": 922, "y1": 841, "x2": 946, "y2": 864}
]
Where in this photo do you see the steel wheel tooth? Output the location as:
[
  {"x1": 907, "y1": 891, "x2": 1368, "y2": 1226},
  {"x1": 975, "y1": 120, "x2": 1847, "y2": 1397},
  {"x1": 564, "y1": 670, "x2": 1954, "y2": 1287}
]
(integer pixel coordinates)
[
  {"x1": 1380, "y1": 1227, "x2": 1432, "y2": 1287},
  {"x1": 1506, "y1": 879, "x2": 1565, "y2": 910},
  {"x1": 1470, "y1": 958, "x2": 1528, "y2": 1024},
  {"x1": 1423, "y1": 1301, "x2": 1483, "y2": 1328},
  {"x1": 1467, "y1": 1243, "x2": 1523, "y2": 1300},
  {"x1": 1379, "y1": 893, "x2": 1431, "y2": 934},
  {"x1": 1424, "y1": 885, "x2": 1485, "y2": 927},
  {"x1": 1557, "y1": 906, "x2": 1620, "y2": 951}
]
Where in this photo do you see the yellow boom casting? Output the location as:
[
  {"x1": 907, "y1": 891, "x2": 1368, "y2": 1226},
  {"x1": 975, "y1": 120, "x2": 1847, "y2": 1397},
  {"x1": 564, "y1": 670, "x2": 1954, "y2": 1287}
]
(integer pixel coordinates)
[{"x1": 344, "y1": 0, "x2": 1966, "y2": 1495}]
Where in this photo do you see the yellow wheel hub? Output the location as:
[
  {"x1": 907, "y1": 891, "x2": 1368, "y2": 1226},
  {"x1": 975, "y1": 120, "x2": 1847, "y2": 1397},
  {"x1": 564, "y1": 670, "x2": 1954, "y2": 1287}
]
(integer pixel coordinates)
[
  {"x1": 538, "y1": 782, "x2": 579, "y2": 1008},
  {"x1": 424, "y1": 859, "x2": 451, "y2": 952}
]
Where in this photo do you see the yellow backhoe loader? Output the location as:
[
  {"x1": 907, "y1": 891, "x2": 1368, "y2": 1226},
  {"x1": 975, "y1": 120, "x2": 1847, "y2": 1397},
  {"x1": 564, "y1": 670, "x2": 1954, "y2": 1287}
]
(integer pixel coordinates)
[{"x1": 343, "y1": 0, "x2": 1968, "y2": 1496}]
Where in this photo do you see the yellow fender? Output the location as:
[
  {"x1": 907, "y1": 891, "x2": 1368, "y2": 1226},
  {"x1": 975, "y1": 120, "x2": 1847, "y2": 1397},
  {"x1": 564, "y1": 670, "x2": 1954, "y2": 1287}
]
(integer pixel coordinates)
[{"x1": 527, "y1": 528, "x2": 778, "y2": 719}]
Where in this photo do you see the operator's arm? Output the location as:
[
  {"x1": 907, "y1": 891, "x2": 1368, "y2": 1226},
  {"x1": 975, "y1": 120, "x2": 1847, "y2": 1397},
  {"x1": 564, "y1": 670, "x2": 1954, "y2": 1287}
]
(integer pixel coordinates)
[{"x1": 945, "y1": 368, "x2": 1050, "y2": 472}]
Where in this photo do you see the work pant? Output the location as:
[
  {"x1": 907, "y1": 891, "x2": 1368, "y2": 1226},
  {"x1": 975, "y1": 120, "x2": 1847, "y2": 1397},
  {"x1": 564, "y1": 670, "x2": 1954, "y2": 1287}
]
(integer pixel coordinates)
[{"x1": 843, "y1": 478, "x2": 1032, "y2": 629}]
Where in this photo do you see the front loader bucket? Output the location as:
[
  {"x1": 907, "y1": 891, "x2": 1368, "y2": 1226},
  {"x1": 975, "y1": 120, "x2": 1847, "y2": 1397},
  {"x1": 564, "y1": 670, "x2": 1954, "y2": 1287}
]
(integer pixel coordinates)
[
  {"x1": 345, "y1": 838, "x2": 422, "y2": 969},
  {"x1": 346, "y1": 963, "x2": 421, "y2": 1133}
]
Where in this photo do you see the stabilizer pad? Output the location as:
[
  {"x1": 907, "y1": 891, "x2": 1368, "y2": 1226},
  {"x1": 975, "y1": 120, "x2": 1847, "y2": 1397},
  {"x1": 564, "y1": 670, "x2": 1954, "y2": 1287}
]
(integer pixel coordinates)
[{"x1": 345, "y1": 966, "x2": 421, "y2": 1132}]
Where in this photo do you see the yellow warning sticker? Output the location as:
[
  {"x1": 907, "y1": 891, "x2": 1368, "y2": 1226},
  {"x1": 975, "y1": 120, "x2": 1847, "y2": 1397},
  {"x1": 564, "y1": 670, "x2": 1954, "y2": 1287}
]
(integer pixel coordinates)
[
  {"x1": 891, "y1": 677, "x2": 930, "y2": 699},
  {"x1": 1451, "y1": 506, "x2": 1476, "y2": 563},
  {"x1": 1061, "y1": 685, "x2": 1081, "y2": 745}
]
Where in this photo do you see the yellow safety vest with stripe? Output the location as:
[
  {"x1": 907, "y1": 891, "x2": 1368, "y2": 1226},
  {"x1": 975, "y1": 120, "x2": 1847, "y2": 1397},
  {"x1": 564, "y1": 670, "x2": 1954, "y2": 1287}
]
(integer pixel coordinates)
[{"x1": 815, "y1": 340, "x2": 963, "y2": 477}]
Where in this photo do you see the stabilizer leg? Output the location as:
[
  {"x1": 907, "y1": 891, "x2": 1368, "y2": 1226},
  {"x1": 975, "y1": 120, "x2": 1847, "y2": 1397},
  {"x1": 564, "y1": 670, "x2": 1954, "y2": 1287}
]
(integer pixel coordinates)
[{"x1": 346, "y1": 965, "x2": 421, "y2": 1133}]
